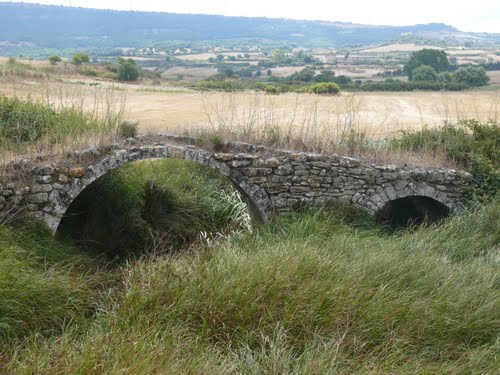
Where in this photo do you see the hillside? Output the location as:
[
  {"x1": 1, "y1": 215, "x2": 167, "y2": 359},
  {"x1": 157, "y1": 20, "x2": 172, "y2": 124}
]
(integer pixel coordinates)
[{"x1": 1, "y1": 2, "x2": 499, "y2": 57}]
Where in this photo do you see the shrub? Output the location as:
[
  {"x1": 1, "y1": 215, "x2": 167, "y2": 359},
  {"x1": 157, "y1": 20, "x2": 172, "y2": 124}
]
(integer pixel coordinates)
[
  {"x1": 117, "y1": 59, "x2": 139, "y2": 82},
  {"x1": 118, "y1": 121, "x2": 138, "y2": 138},
  {"x1": 79, "y1": 67, "x2": 99, "y2": 77},
  {"x1": 264, "y1": 85, "x2": 279, "y2": 95},
  {"x1": 48, "y1": 55, "x2": 62, "y2": 65},
  {"x1": 0, "y1": 95, "x2": 55, "y2": 143},
  {"x1": 0, "y1": 95, "x2": 120, "y2": 151},
  {"x1": 308, "y1": 82, "x2": 340, "y2": 95},
  {"x1": 72, "y1": 52, "x2": 90, "y2": 65},
  {"x1": 452, "y1": 66, "x2": 490, "y2": 87},
  {"x1": 412, "y1": 65, "x2": 439, "y2": 81},
  {"x1": 392, "y1": 120, "x2": 499, "y2": 202}
]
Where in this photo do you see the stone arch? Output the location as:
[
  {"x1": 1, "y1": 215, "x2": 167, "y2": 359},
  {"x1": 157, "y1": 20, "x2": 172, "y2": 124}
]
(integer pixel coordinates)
[
  {"x1": 44, "y1": 145, "x2": 272, "y2": 233},
  {"x1": 375, "y1": 195, "x2": 451, "y2": 229}
]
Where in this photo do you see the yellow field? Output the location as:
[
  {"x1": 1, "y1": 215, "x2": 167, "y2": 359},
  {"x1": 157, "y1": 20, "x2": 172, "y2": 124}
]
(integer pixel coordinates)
[{"x1": 1, "y1": 78, "x2": 498, "y2": 140}]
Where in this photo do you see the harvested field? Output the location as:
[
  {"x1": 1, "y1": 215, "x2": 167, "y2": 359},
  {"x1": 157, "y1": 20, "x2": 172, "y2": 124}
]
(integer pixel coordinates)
[{"x1": 1, "y1": 78, "x2": 498, "y2": 139}]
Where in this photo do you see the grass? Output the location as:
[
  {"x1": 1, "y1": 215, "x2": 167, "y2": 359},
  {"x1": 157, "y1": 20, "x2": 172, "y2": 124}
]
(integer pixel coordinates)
[
  {"x1": 57, "y1": 159, "x2": 251, "y2": 258},
  {"x1": 0, "y1": 92, "x2": 126, "y2": 169},
  {"x1": 0, "y1": 84, "x2": 498, "y2": 373},
  {"x1": 0, "y1": 224, "x2": 108, "y2": 343},
  {"x1": 1, "y1": 195, "x2": 499, "y2": 373}
]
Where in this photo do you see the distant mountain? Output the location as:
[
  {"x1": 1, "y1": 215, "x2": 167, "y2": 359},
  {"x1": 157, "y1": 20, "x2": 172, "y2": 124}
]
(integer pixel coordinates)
[{"x1": 0, "y1": 2, "x2": 498, "y2": 55}]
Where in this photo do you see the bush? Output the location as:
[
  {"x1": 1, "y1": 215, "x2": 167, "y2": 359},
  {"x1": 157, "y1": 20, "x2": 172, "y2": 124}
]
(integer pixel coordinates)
[
  {"x1": 0, "y1": 95, "x2": 119, "y2": 150},
  {"x1": 452, "y1": 66, "x2": 490, "y2": 86},
  {"x1": 117, "y1": 59, "x2": 139, "y2": 82},
  {"x1": 118, "y1": 121, "x2": 138, "y2": 138},
  {"x1": 412, "y1": 65, "x2": 439, "y2": 81},
  {"x1": 0, "y1": 95, "x2": 55, "y2": 143},
  {"x1": 79, "y1": 67, "x2": 99, "y2": 77},
  {"x1": 392, "y1": 120, "x2": 499, "y2": 202},
  {"x1": 48, "y1": 55, "x2": 62, "y2": 65},
  {"x1": 72, "y1": 52, "x2": 90, "y2": 65},
  {"x1": 308, "y1": 82, "x2": 340, "y2": 95},
  {"x1": 264, "y1": 85, "x2": 279, "y2": 94}
]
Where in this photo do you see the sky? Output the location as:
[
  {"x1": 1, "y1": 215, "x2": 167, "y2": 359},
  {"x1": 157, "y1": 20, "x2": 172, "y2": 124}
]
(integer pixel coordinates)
[{"x1": 9, "y1": 0, "x2": 500, "y2": 33}]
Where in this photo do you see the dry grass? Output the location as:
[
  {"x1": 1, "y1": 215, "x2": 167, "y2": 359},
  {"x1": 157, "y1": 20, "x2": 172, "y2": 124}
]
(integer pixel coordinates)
[
  {"x1": 1, "y1": 72, "x2": 498, "y2": 166},
  {"x1": 0, "y1": 78, "x2": 127, "y2": 168},
  {"x1": 161, "y1": 66, "x2": 218, "y2": 81},
  {"x1": 487, "y1": 70, "x2": 500, "y2": 85}
]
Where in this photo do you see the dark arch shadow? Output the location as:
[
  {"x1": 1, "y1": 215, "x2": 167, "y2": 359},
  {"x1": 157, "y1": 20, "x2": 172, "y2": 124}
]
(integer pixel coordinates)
[
  {"x1": 56, "y1": 159, "x2": 256, "y2": 258},
  {"x1": 376, "y1": 196, "x2": 450, "y2": 231}
]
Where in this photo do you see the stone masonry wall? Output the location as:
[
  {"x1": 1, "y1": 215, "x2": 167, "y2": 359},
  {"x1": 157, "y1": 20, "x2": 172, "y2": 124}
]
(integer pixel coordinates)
[{"x1": 0, "y1": 135, "x2": 473, "y2": 233}]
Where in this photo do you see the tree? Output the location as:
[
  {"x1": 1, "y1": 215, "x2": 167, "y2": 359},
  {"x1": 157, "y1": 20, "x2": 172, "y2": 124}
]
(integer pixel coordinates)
[
  {"x1": 411, "y1": 65, "x2": 439, "y2": 81},
  {"x1": 404, "y1": 49, "x2": 449, "y2": 80},
  {"x1": 452, "y1": 66, "x2": 489, "y2": 86},
  {"x1": 48, "y1": 55, "x2": 62, "y2": 65},
  {"x1": 313, "y1": 69, "x2": 335, "y2": 83},
  {"x1": 288, "y1": 67, "x2": 315, "y2": 82},
  {"x1": 117, "y1": 59, "x2": 139, "y2": 81},
  {"x1": 267, "y1": 69, "x2": 272, "y2": 77},
  {"x1": 72, "y1": 52, "x2": 90, "y2": 65}
]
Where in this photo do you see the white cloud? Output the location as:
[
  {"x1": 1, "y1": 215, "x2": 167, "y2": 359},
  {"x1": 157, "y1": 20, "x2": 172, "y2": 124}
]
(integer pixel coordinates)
[{"x1": 12, "y1": 0, "x2": 500, "y2": 32}]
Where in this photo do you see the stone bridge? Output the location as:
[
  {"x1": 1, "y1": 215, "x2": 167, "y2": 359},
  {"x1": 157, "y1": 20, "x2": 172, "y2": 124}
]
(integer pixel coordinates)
[{"x1": 0, "y1": 134, "x2": 472, "y2": 233}]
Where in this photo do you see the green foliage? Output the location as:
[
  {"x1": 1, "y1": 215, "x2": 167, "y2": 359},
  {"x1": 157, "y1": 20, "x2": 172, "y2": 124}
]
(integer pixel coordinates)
[
  {"x1": 0, "y1": 225, "x2": 103, "y2": 342},
  {"x1": 3, "y1": 200, "x2": 499, "y2": 373},
  {"x1": 287, "y1": 66, "x2": 316, "y2": 82},
  {"x1": 308, "y1": 82, "x2": 340, "y2": 95},
  {"x1": 347, "y1": 80, "x2": 469, "y2": 92},
  {"x1": 0, "y1": 95, "x2": 121, "y2": 153},
  {"x1": 79, "y1": 67, "x2": 99, "y2": 77},
  {"x1": 117, "y1": 58, "x2": 139, "y2": 81},
  {"x1": 313, "y1": 69, "x2": 336, "y2": 82},
  {"x1": 392, "y1": 120, "x2": 499, "y2": 202},
  {"x1": 411, "y1": 64, "x2": 439, "y2": 81},
  {"x1": 0, "y1": 95, "x2": 55, "y2": 143},
  {"x1": 452, "y1": 65, "x2": 490, "y2": 86},
  {"x1": 264, "y1": 85, "x2": 279, "y2": 94},
  {"x1": 404, "y1": 49, "x2": 449, "y2": 80},
  {"x1": 117, "y1": 121, "x2": 138, "y2": 138},
  {"x1": 194, "y1": 79, "x2": 247, "y2": 91},
  {"x1": 47, "y1": 55, "x2": 62, "y2": 65},
  {"x1": 57, "y1": 159, "x2": 250, "y2": 258},
  {"x1": 71, "y1": 52, "x2": 90, "y2": 65}
]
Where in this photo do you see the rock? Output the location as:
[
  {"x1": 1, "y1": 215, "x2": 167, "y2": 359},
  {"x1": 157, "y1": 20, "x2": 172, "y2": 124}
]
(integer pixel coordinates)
[{"x1": 68, "y1": 167, "x2": 88, "y2": 178}]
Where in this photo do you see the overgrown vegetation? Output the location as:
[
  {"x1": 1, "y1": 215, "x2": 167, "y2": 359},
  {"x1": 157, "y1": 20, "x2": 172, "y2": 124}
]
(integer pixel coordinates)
[
  {"x1": 0, "y1": 83, "x2": 498, "y2": 373},
  {"x1": 393, "y1": 120, "x2": 499, "y2": 202},
  {"x1": 57, "y1": 159, "x2": 250, "y2": 258},
  {"x1": 0, "y1": 94, "x2": 125, "y2": 158},
  {"x1": 1, "y1": 194, "x2": 498, "y2": 373}
]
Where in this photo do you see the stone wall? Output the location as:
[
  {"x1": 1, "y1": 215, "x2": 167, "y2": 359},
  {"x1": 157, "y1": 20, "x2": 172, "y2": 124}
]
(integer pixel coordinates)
[{"x1": 0, "y1": 135, "x2": 472, "y2": 233}]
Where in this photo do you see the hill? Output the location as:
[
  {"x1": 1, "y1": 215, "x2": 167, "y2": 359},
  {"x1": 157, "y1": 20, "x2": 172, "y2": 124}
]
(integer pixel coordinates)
[{"x1": 1, "y1": 2, "x2": 499, "y2": 57}]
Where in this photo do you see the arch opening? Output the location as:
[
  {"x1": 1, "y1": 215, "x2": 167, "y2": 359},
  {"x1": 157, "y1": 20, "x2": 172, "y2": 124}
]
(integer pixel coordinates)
[
  {"x1": 376, "y1": 195, "x2": 450, "y2": 231},
  {"x1": 56, "y1": 159, "x2": 255, "y2": 259}
]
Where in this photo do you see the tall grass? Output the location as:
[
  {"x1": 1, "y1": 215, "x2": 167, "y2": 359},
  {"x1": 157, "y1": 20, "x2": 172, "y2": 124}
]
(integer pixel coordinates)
[
  {"x1": 2, "y1": 199, "x2": 498, "y2": 373},
  {"x1": 0, "y1": 91, "x2": 126, "y2": 169},
  {"x1": 58, "y1": 159, "x2": 251, "y2": 258},
  {"x1": 0, "y1": 224, "x2": 107, "y2": 343}
]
